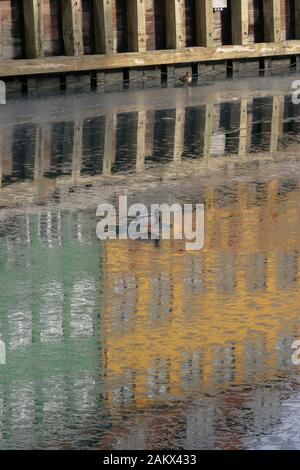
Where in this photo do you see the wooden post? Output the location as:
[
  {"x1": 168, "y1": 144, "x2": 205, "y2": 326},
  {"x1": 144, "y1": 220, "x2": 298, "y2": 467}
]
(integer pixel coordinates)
[
  {"x1": 231, "y1": 0, "x2": 248, "y2": 45},
  {"x1": 72, "y1": 121, "x2": 83, "y2": 183},
  {"x1": 173, "y1": 108, "x2": 185, "y2": 163},
  {"x1": 136, "y1": 111, "x2": 147, "y2": 171},
  {"x1": 22, "y1": 0, "x2": 44, "y2": 58},
  {"x1": 127, "y1": 0, "x2": 147, "y2": 52},
  {"x1": 195, "y1": 0, "x2": 214, "y2": 47},
  {"x1": 263, "y1": 0, "x2": 281, "y2": 43},
  {"x1": 103, "y1": 114, "x2": 117, "y2": 176},
  {"x1": 165, "y1": 0, "x2": 185, "y2": 49},
  {"x1": 93, "y1": 0, "x2": 114, "y2": 54},
  {"x1": 295, "y1": 1, "x2": 300, "y2": 39},
  {"x1": 62, "y1": 0, "x2": 84, "y2": 56}
]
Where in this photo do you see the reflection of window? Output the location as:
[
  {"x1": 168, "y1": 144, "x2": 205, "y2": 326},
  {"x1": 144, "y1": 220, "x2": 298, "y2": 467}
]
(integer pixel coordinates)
[
  {"x1": 185, "y1": 405, "x2": 216, "y2": 450},
  {"x1": 42, "y1": 376, "x2": 66, "y2": 428},
  {"x1": 244, "y1": 336, "x2": 266, "y2": 380},
  {"x1": 212, "y1": 344, "x2": 235, "y2": 385},
  {"x1": 183, "y1": 257, "x2": 204, "y2": 294},
  {"x1": 149, "y1": 274, "x2": 171, "y2": 321},
  {"x1": 7, "y1": 277, "x2": 32, "y2": 349},
  {"x1": 276, "y1": 251, "x2": 297, "y2": 289},
  {"x1": 215, "y1": 253, "x2": 235, "y2": 294},
  {"x1": 147, "y1": 356, "x2": 170, "y2": 398},
  {"x1": 38, "y1": 211, "x2": 62, "y2": 246},
  {"x1": 181, "y1": 351, "x2": 203, "y2": 389},
  {"x1": 70, "y1": 279, "x2": 95, "y2": 338},
  {"x1": 111, "y1": 275, "x2": 137, "y2": 325},
  {"x1": 245, "y1": 253, "x2": 266, "y2": 292},
  {"x1": 10, "y1": 382, "x2": 35, "y2": 444},
  {"x1": 40, "y1": 281, "x2": 63, "y2": 343},
  {"x1": 73, "y1": 374, "x2": 96, "y2": 415},
  {"x1": 112, "y1": 370, "x2": 135, "y2": 405},
  {"x1": 252, "y1": 388, "x2": 281, "y2": 434}
]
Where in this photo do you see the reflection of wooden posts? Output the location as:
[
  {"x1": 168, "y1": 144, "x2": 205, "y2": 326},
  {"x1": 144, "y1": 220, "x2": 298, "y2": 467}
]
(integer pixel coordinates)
[
  {"x1": 238, "y1": 99, "x2": 248, "y2": 156},
  {"x1": 23, "y1": 0, "x2": 44, "y2": 58},
  {"x1": 136, "y1": 111, "x2": 147, "y2": 171},
  {"x1": 62, "y1": 0, "x2": 84, "y2": 56},
  {"x1": 165, "y1": 0, "x2": 185, "y2": 49},
  {"x1": 203, "y1": 104, "x2": 214, "y2": 160},
  {"x1": 173, "y1": 108, "x2": 185, "y2": 163},
  {"x1": 103, "y1": 114, "x2": 117, "y2": 176},
  {"x1": 127, "y1": 0, "x2": 147, "y2": 52},
  {"x1": 34, "y1": 124, "x2": 51, "y2": 190},
  {"x1": 270, "y1": 96, "x2": 282, "y2": 154},
  {"x1": 296, "y1": 1, "x2": 300, "y2": 39},
  {"x1": 195, "y1": 0, "x2": 214, "y2": 47},
  {"x1": 263, "y1": 0, "x2": 281, "y2": 43},
  {"x1": 231, "y1": 0, "x2": 248, "y2": 45},
  {"x1": 266, "y1": 179, "x2": 278, "y2": 292},
  {"x1": 72, "y1": 121, "x2": 83, "y2": 183},
  {"x1": 93, "y1": 0, "x2": 114, "y2": 54}
]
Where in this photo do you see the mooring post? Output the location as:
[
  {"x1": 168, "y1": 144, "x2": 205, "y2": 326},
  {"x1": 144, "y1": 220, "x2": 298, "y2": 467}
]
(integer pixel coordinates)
[
  {"x1": 231, "y1": 0, "x2": 248, "y2": 45},
  {"x1": 93, "y1": 0, "x2": 114, "y2": 54},
  {"x1": 22, "y1": 0, "x2": 44, "y2": 58},
  {"x1": 103, "y1": 114, "x2": 117, "y2": 176},
  {"x1": 263, "y1": 0, "x2": 281, "y2": 43},
  {"x1": 127, "y1": 0, "x2": 147, "y2": 52},
  {"x1": 195, "y1": 0, "x2": 214, "y2": 47},
  {"x1": 61, "y1": 0, "x2": 84, "y2": 56},
  {"x1": 165, "y1": 0, "x2": 185, "y2": 49}
]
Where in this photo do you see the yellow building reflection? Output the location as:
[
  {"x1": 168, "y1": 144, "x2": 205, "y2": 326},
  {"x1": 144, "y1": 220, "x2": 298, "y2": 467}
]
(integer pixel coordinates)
[{"x1": 102, "y1": 179, "x2": 300, "y2": 409}]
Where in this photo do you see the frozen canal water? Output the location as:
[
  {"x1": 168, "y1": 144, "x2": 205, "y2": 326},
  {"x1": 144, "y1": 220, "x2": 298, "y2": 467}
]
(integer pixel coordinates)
[{"x1": 1, "y1": 75, "x2": 300, "y2": 449}]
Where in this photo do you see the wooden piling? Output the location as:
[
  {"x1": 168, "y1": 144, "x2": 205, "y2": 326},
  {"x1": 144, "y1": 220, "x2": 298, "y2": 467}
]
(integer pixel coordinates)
[
  {"x1": 165, "y1": 0, "x2": 185, "y2": 49},
  {"x1": 22, "y1": 0, "x2": 44, "y2": 58},
  {"x1": 127, "y1": 0, "x2": 147, "y2": 52},
  {"x1": 93, "y1": 0, "x2": 114, "y2": 54},
  {"x1": 61, "y1": 0, "x2": 84, "y2": 56},
  {"x1": 231, "y1": 0, "x2": 248, "y2": 45},
  {"x1": 195, "y1": 0, "x2": 214, "y2": 47},
  {"x1": 263, "y1": 0, "x2": 281, "y2": 43},
  {"x1": 0, "y1": 1, "x2": 299, "y2": 86}
]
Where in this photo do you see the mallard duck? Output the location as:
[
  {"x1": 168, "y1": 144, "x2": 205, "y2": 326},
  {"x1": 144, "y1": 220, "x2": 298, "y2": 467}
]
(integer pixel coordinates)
[{"x1": 179, "y1": 72, "x2": 192, "y2": 85}]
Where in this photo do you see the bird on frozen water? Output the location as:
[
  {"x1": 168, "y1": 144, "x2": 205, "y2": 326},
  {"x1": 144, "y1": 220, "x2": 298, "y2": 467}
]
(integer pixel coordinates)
[{"x1": 179, "y1": 72, "x2": 192, "y2": 85}]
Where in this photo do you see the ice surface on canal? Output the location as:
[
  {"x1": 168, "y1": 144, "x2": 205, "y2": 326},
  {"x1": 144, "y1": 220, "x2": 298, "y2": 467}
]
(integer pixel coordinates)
[{"x1": 1, "y1": 76, "x2": 300, "y2": 449}]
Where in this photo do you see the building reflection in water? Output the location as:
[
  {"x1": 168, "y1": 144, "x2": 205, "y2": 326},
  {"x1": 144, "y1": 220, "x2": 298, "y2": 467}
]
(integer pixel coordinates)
[{"x1": 1, "y1": 91, "x2": 300, "y2": 449}]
